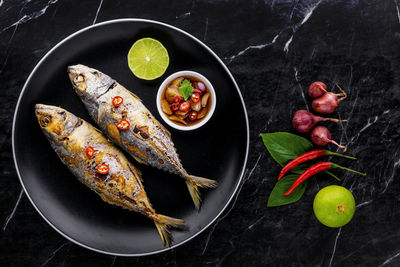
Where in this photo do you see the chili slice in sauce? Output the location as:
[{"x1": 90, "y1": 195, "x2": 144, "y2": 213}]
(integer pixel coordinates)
[
  {"x1": 171, "y1": 103, "x2": 179, "y2": 111},
  {"x1": 112, "y1": 96, "x2": 123, "y2": 107},
  {"x1": 191, "y1": 93, "x2": 200, "y2": 103},
  {"x1": 189, "y1": 111, "x2": 198, "y2": 121},
  {"x1": 116, "y1": 119, "x2": 130, "y2": 130},
  {"x1": 97, "y1": 164, "x2": 109, "y2": 175},
  {"x1": 174, "y1": 95, "x2": 182, "y2": 103},
  {"x1": 193, "y1": 89, "x2": 202, "y2": 95},
  {"x1": 86, "y1": 146, "x2": 94, "y2": 158},
  {"x1": 179, "y1": 101, "x2": 191, "y2": 111}
]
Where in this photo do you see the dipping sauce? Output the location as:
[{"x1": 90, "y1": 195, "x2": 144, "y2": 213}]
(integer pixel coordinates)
[{"x1": 160, "y1": 76, "x2": 212, "y2": 126}]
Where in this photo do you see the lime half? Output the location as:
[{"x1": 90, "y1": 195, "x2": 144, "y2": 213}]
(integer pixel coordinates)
[{"x1": 127, "y1": 38, "x2": 169, "y2": 80}]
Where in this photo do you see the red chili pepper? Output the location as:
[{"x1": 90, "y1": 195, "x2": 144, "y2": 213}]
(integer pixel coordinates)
[
  {"x1": 278, "y1": 149, "x2": 356, "y2": 180},
  {"x1": 86, "y1": 146, "x2": 94, "y2": 158},
  {"x1": 189, "y1": 111, "x2": 198, "y2": 121},
  {"x1": 112, "y1": 96, "x2": 123, "y2": 107},
  {"x1": 116, "y1": 119, "x2": 130, "y2": 130},
  {"x1": 174, "y1": 95, "x2": 182, "y2": 103},
  {"x1": 284, "y1": 162, "x2": 366, "y2": 196},
  {"x1": 171, "y1": 103, "x2": 179, "y2": 111},
  {"x1": 193, "y1": 89, "x2": 202, "y2": 95},
  {"x1": 179, "y1": 101, "x2": 190, "y2": 111},
  {"x1": 97, "y1": 164, "x2": 109, "y2": 175},
  {"x1": 191, "y1": 93, "x2": 200, "y2": 103}
]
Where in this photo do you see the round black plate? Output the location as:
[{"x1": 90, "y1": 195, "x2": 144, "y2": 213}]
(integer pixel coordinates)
[{"x1": 12, "y1": 19, "x2": 249, "y2": 256}]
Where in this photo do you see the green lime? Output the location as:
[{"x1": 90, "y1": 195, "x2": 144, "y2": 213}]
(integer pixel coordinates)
[
  {"x1": 127, "y1": 38, "x2": 169, "y2": 80},
  {"x1": 313, "y1": 185, "x2": 355, "y2": 228}
]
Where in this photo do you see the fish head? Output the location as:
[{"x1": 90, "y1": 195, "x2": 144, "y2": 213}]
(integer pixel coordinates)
[
  {"x1": 35, "y1": 104, "x2": 81, "y2": 142},
  {"x1": 67, "y1": 64, "x2": 115, "y2": 100}
]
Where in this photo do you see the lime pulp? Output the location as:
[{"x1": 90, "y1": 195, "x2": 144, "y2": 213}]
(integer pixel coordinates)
[{"x1": 127, "y1": 38, "x2": 169, "y2": 80}]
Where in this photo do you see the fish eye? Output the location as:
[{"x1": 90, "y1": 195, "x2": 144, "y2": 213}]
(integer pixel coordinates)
[
  {"x1": 74, "y1": 74, "x2": 84, "y2": 84},
  {"x1": 73, "y1": 74, "x2": 87, "y2": 91}
]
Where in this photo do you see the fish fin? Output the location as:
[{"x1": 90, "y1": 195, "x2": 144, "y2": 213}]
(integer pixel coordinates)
[
  {"x1": 185, "y1": 176, "x2": 218, "y2": 210},
  {"x1": 128, "y1": 90, "x2": 142, "y2": 102},
  {"x1": 131, "y1": 155, "x2": 148, "y2": 166},
  {"x1": 153, "y1": 214, "x2": 185, "y2": 247},
  {"x1": 93, "y1": 127, "x2": 102, "y2": 134},
  {"x1": 127, "y1": 163, "x2": 143, "y2": 183}
]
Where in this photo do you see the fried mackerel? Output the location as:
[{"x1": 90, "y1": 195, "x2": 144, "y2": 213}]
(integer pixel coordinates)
[
  {"x1": 35, "y1": 104, "x2": 183, "y2": 246},
  {"x1": 67, "y1": 64, "x2": 217, "y2": 210}
]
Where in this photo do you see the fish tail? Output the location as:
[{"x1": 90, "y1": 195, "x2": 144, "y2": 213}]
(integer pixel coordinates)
[
  {"x1": 185, "y1": 175, "x2": 218, "y2": 210},
  {"x1": 153, "y1": 214, "x2": 185, "y2": 247}
]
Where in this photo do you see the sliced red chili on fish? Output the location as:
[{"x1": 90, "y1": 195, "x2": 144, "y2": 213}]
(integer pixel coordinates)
[
  {"x1": 86, "y1": 146, "x2": 94, "y2": 158},
  {"x1": 179, "y1": 101, "x2": 190, "y2": 111},
  {"x1": 173, "y1": 95, "x2": 182, "y2": 103},
  {"x1": 189, "y1": 111, "x2": 198, "y2": 121},
  {"x1": 171, "y1": 103, "x2": 179, "y2": 111},
  {"x1": 193, "y1": 89, "x2": 202, "y2": 95},
  {"x1": 116, "y1": 119, "x2": 130, "y2": 130},
  {"x1": 191, "y1": 93, "x2": 200, "y2": 103},
  {"x1": 97, "y1": 164, "x2": 109, "y2": 175},
  {"x1": 112, "y1": 96, "x2": 123, "y2": 107}
]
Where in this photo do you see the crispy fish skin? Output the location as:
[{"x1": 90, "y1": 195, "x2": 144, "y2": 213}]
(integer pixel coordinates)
[
  {"x1": 67, "y1": 64, "x2": 217, "y2": 209},
  {"x1": 35, "y1": 104, "x2": 183, "y2": 246}
]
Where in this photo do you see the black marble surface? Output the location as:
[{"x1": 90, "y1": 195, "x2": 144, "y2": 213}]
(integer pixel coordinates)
[{"x1": 1, "y1": 0, "x2": 400, "y2": 266}]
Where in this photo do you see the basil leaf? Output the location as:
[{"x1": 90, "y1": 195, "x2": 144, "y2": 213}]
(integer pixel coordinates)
[
  {"x1": 178, "y1": 79, "x2": 194, "y2": 100},
  {"x1": 260, "y1": 132, "x2": 313, "y2": 167},
  {"x1": 267, "y1": 174, "x2": 307, "y2": 207}
]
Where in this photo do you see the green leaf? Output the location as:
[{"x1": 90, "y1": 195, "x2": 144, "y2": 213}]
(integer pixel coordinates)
[
  {"x1": 178, "y1": 79, "x2": 194, "y2": 100},
  {"x1": 267, "y1": 174, "x2": 307, "y2": 207},
  {"x1": 260, "y1": 132, "x2": 313, "y2": 167}
]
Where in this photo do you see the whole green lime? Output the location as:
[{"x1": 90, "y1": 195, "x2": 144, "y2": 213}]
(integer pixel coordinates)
[{"x1": 313, "y1": 185, "x2": 355, "y2": 228}]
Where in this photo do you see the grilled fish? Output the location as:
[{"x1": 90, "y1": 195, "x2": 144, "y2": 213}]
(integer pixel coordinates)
[
  {"x1": 67, "y1": 64, "x2": 217, "y2": 209},
  {"x1": 35, "y1": 104, "x2": 183, "y2": 246}
]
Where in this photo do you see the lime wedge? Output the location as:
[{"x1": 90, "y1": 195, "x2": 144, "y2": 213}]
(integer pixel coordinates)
[{"x1": 127, "y1": 38, "x2": 169, "y2": 80}]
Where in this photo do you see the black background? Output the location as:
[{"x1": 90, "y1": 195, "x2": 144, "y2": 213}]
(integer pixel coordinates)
[{"x1": 1, "y1": 0, "x2": 400, "y2": 266}]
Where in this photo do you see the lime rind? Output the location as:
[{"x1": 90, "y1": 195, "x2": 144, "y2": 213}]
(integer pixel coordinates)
[
  {"x1": 127, "y1": 37, "x2": 169, "y2": 80},
  {"x1": 313, "y1": 185, "x2": 355, "y2": 228}
]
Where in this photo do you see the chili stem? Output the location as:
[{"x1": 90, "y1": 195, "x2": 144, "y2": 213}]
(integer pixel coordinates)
[
  {"x1": 325, "y1": 151, "x2": 356, "y2": 160},
  {"x1": 324, "y1": 170, "x2": 341, "y2": 182},
  {"x1": 331, "y1": 163, "x2": 366, "y2": 176}
]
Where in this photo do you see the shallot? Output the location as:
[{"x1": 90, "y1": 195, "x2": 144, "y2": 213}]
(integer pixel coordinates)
[
  {"x1": 311, "y1": 126, "x2": 347, "y2": 151},
  {"x1": 308, "y1": 81, "x2": 327, "y2": 99},
  {"x1": 292, "y1": 110, "x2": 347, "y2": 133},
  {"x1": 312, "y1": 84, "x2": 347, "y2": 114}
]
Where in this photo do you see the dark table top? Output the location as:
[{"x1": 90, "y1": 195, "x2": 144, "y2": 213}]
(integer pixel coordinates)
[{"x1": 1, "y1": 0, "x2": 400, "y2": 266}]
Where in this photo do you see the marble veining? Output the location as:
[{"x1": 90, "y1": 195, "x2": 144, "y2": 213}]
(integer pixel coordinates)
[
  {"x1": 1, "y1": 0, "x2": 59, "y2": 34},
  {"x1": 379, "y1": 250, "x2": 400, "y2": 266},
  {"x1": 92, "y1": 0, "x2": 104, "y2": 25},
  {"x1": 2, "y1": 0, "x2": 400, "y2": 266},
  {"x1": 40, "y1": 242, "x2": 70, "y2": 267},
  {"x1": 224, "y1": 32, "x2": 281, "y2": 64},
  {"x1": 395, "y1": 0, "x2": 400, "y2": 24},
  {"x1": 328, "y1": 227, "x2": 342, "y2": 267},
  {"x1": 2, "y1": 188, "x2": 23, "y2": 231}
]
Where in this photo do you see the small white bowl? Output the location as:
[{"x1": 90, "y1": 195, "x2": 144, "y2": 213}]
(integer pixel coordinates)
[{"x1": 156, "y1": 71, "x2": 216, "y2": 131}]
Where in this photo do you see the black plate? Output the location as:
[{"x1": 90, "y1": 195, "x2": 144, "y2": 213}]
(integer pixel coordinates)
[{"x1": 12, "y1": 19, "x2": 249, "y2": 256}]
